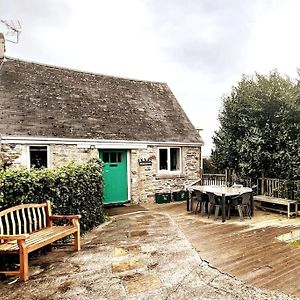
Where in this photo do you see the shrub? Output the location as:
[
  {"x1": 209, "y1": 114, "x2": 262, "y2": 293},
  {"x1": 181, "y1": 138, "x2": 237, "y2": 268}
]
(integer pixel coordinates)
[{"x1": 0, "y1": 158, "x2": 105, "y2": 233}]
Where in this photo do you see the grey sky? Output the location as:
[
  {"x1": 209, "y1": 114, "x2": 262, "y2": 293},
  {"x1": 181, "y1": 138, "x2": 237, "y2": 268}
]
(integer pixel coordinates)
[{"x1": 1, "y1": 0, "x2": 300, "y2": 155}]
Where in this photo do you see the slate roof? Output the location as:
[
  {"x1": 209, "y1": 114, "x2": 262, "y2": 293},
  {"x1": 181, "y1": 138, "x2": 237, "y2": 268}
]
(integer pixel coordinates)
[{"x1": 0, "y1": 58, "x2": 203, "y2": 144}]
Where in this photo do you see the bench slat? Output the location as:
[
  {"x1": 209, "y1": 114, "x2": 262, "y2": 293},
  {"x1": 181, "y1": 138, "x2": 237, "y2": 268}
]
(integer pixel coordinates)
[
  {"x1": 24, "y1": 227, "x2": 63, "y2": 245},
  {"x1": 0, "y1": 226, "x2": 76, "y2": 252},
  {"x1": 29, "y1": 228, "x2": 77, "y2": 253},
  {"x1": 1, "y1": 227, "x2": 58, "y2": 251},
  {"x1": 28, "y1": 208, "x2": 33, "y2": 233},
  {"x1": 37, "y1": 207, "x2": 42, "y2": 230},
  {"x1": 0, "y1": 218, "x2": 3, "y2": 243},
  {"x1": 4, "y1": 214, "x2": 9, "y2": 235},
  {"x1": 0, "y1": 217, "x2": 3, "y2": 235},
  {"x1": 32, "y1": 207, "x2": 37, "y2": 231},
  {"x1": 16, "y1": 210, "x2": 22, "y2": 234},
  {"x1": 41, "y1": 207, "x2": 46, "y2": 228},
  {"x1": 20, "y1": 226, "x2": 73, "y2": 245},
  {"x1": 10, "y1": 211, "x2": 16, "y2": 235},
  {"x1": 22, "y1": 208, "x2": 27, "y2": 234}
]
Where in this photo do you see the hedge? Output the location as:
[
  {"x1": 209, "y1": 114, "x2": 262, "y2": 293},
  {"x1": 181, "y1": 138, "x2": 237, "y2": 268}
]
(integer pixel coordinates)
[{"x1": 0, "y1": 158, "x2": 105, "y2": 233}]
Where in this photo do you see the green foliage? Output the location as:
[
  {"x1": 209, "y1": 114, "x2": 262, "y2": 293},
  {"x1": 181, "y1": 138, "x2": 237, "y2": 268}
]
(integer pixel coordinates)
[
  {"x1": 290, "y1": 240, "x2": 300, "y2": 247},
  {"x1": 0, "y1": 159, "x2": 105, "y2": 233},
  {"x1": 203, "y1": 157, "x2": 221, "y2": 174},
  {"x1": 212, "y1": 71, "x2": 300, "y2": 179}
]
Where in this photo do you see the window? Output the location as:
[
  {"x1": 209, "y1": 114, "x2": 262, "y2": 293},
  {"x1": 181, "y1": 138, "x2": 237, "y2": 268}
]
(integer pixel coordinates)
[
  {"x1": 29, "y1": 146, "x2": 48, "y2": 169},
  {"x1": 158, "y1": 147, "x2": 181, "y2": 172},
  {"x1": 101, "y1": 151, "x2": 123, "y2": 163}
]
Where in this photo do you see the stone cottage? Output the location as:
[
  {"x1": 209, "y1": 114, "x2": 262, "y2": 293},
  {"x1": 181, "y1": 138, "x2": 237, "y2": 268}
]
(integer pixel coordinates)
[{"x1": 0, "y1": 58, "x2": 203, "y2": 204}]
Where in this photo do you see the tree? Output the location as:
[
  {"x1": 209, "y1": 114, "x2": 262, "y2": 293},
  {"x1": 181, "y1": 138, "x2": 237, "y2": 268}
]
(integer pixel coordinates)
[
  {"x1": 212, "y1": 71, "x2": 300, "y2": 179},
  {"x1": 203, "y1": 156, "x2": 221, "y2": 174}
]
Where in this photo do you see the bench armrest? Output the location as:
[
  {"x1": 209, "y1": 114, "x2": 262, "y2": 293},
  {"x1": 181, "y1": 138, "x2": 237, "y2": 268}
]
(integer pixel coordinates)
[
  {"x1": 0, "y1": 234, "x2": 30, "y2": 241},
  {"x1": 49, "y1": 215, "x2": 81, "y2": 221}
]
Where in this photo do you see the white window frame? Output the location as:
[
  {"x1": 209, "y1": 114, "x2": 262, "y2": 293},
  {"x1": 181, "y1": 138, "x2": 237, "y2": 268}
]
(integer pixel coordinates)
[
  {"x1": 27, "y1": 145, "x2": 50, "y2": 169},
  {"x1": 157, "y1": 147, "x2": 182, "y2": 173}
]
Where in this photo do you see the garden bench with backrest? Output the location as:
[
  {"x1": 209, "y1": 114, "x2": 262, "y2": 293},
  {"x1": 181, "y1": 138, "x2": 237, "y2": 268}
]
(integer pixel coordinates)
[
  {"x1": 0, "y1": 201, "x2": 81, "y2": 281},
  {"x1": 254, "y1": 195, "x2": 298, "y2": 218}
]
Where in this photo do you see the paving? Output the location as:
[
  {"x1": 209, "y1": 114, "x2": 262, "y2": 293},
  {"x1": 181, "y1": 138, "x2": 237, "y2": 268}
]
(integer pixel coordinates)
[{"x1": 0, "y1": 203, "x2": 298, "y2": 299}]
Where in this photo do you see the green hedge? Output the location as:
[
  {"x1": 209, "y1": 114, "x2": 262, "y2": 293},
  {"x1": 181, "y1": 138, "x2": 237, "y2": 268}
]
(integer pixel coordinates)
[{"x1": 0, "y1": 158, "x2": 105, "y2": 233}]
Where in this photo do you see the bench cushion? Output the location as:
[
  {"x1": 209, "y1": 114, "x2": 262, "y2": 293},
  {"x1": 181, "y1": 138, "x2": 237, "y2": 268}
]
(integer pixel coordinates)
[{"x1": 0, "y1": 225, "x2": 77, "y2": 253}]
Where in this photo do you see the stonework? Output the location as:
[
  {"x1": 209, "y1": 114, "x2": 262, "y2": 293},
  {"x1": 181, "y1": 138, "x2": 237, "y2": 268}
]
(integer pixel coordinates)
[
  {"x1": 130, "y1": 146, "x2": 201, "y2": 204},
  {"x1": 50, "y1": 145, "x2": 99, "y2": 166},
  {"x1": 0, "y1": 144, "x2": 99, "y2": 168},
  {"x1": 0, "y1": 144, "x2": 25, "y2": 167},
  {"x1": 0, "y1": 143, "x2": 200, "y2": 204}
]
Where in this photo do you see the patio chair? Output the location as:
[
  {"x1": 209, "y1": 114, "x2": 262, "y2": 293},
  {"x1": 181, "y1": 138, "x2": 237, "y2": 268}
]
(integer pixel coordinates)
[
  {"x1": 228, "y1": 192, "x2": 252, "y2": 221},
  {"x1": 193, "y1": 190, "x2": 207, "y2": 214},
  {"x1": 251, "y1": 185, "x2": 258, "y2": 196},
  {"x1": 232, "y1": 184, "x2": 243, "y2": 188},
  {"x1": 207, "y1": 192, "x2": 224, "y2": 220}
]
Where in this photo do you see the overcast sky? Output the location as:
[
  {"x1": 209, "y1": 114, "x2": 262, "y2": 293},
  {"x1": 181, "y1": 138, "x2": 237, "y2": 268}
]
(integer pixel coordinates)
[{"x1": 1, "y1": 0, "x2": 300, "y2": 155}]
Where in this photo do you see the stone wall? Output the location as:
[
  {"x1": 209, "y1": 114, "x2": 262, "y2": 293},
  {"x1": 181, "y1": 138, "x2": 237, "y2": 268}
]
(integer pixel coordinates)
[
  {"x1": 50, "y1": 145, "x2": 98, "y2": 166},
  {"x1": 0, "y1": 144, "x2": 99, "y2": 168},
  {"x1": 0, "y1": 143, "x2": 201, "y2": 204},
  {"x1": 130, "y1": 146, "x2": 201, "y2": 204},
  {"x1": 0, "y1": 144, "x2": 26, "y2": 167}
]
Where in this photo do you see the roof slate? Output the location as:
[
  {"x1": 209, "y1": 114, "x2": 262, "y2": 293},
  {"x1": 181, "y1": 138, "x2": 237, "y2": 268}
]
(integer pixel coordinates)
[{"x1": 0, "y1": 58, "x2": 202, "y2": 144}]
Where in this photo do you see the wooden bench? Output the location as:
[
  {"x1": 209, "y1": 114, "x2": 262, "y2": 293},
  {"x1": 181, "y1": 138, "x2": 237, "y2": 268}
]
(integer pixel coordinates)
[
  {"x1": 254, "y1": 195, "x2": 298, "y2": 218},
  {"x1": 0, "y1": 201, "x2": 81, "y2": 281}
]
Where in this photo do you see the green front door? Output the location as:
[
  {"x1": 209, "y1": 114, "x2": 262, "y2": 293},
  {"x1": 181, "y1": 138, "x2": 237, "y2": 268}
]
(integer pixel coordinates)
[{"x1": 99, "y1": 150, "x2": 128, "y2": 204}]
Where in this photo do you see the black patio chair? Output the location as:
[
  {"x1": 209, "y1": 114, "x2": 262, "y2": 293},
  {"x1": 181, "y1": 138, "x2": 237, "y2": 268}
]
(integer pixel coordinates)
[
  {"x1": 207, "y1": 192, "x2": 224, "y2": 220},
  {"x1": 251, "y1": 185, "x2": 258, "y2": 196},
  {"x1": 228, "y1": 192, "x2": 252, "y2": 221},
  {"x1": 193, "y1": 190, "x2": 207, "y2": 214}
]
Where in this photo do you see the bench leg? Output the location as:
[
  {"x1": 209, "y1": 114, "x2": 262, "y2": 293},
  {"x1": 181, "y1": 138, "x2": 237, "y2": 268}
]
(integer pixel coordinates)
[
  {"x1": 17, "y1": 240, "x2": 29, "y2": 282},
  {"x1": 288, "y1": 204, "x2": 290, "y2": 219},
  {"x1": 73, "y1": 219, "x2": 81, "y2": 251},
  {"x1": 74, "y1": 231, "x2": 80, "y2": 251}
]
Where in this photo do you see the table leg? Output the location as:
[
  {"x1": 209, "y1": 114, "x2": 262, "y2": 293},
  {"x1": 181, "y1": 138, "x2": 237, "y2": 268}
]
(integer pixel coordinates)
[
  {"x1": 187, "y1": 191, "x2": 190, "y2": 211},
  {"x1": 250, "y1": 192, "x2": 254, "y2": 216},
  {"x1": 222, "y1": 193, "x2": 226, "y2": 222}
]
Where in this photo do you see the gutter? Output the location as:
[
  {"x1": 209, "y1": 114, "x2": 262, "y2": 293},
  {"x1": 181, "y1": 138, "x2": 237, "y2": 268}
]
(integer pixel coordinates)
[{"x1": 1, "y1": 135, "x2": 203, "y2": 148}]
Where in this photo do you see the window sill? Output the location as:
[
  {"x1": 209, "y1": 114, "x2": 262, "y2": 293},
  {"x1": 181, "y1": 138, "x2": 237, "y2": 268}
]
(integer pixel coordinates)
[{"x1": 156, "y1": 173, "x2": 185, "y2": 179}]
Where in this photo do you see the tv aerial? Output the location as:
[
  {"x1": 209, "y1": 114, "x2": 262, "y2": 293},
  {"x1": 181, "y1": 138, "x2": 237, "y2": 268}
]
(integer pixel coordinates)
[{"x1": 1, "y1": 20, "x2": 22, "y2": 44}]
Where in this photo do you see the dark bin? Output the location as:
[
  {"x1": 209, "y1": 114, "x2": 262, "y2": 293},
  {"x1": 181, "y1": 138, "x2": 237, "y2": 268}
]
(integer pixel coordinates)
[
  {"x1": 155, "y1": 193, "x2": 171, "y2": 204},
  {"x1": 173, "y1": 190, "x2": 189, "y2": 201}
]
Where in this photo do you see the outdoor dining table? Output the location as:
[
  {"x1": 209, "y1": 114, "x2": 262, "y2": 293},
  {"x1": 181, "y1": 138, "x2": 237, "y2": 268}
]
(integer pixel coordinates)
[{"x1": 187, "y1": 185, "x2": 253, "y2": 222}]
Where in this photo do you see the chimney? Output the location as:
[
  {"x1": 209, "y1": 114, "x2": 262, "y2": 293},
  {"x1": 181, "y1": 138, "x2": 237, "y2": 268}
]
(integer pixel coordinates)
[{"x1": 0, "y1": 32, "x2": 5, "y2": 58}]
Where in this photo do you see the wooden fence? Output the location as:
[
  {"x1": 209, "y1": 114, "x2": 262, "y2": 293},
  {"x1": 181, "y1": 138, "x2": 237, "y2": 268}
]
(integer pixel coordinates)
[
  {"x1": 202, "y1": 174, "x2": 253, "y2": 187},
  {"x1": 257, "y1": 177, "x2": 300, "y2": 200},
  {"x1": 202, "y1": 174, "x2": 226, "y2": 186},
  {"x1": 201, "y1": 174, "x2": 300, "y2": 201}
]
